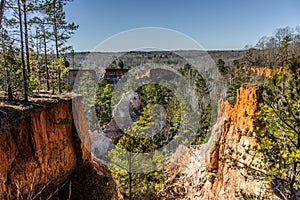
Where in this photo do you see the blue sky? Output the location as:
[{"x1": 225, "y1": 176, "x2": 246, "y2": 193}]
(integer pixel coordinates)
[{"x1": 65, "y1": 0, "x2": 300, "y2": 52}]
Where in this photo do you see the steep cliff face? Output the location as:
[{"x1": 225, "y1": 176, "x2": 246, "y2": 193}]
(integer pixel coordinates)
[
  {"x1": 161, "y1": 85, "x2": 277, "y2": 199},
  {"x1": 0, "y1": 95, "x2": 122, "y2": 200}
]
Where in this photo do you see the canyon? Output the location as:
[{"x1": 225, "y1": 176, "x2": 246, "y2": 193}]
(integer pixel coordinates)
[{"x1": 0, "y1": 84, "x2": 280, "y2": 199}]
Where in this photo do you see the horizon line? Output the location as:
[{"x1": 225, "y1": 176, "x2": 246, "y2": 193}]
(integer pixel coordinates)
[{"x1": 70, "y1": 48, "x2": 246, "y2": 53}]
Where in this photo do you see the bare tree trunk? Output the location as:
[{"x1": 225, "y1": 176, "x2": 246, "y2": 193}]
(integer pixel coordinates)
[
  {"x1": 0, "y1": 0, "x2": 5, "y2": 27},
  {"x1": 18, "y1": 0, "x2": 28, "y2": 101},
  {"x1": 43, "y1": 27, "x2": 50, "y2": 90},
  {"x1": 71, "y1": 49, "x2": 75, "y2": 69},
  {"x1": 129, "y1": 171, "x2": 132, "y2": 200},
  {"x1": 52, "y1": 0, "x2": 62, "y2": 93},
  {"x1": 35, "y1": 29, "x2": 41, "y2": 93},
  {"x1": 22, "y1": 0, "x2": 30, "y2": 74},
  {"x1": 128, "y1": 138, "x2": 133, "y2": 200},
  {"x1": 6, "y1": 70, "x2": 13, "y2": 101},
  {"x1": 54, "y1": 28, "x2": 62, "y2": 93}
]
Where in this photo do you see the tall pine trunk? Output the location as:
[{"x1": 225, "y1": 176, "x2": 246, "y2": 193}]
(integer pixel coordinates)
[
  {"x1": 6, "y1": 70, "x2": 13, "y2": 101},
  {"x1": 54, "y1": 27, "x2": 62, "y2": 93},
  {"x1": 0, "y1": 0, "x2": 5, "y2": 26},
  {"x1": 53, "y1": 0, "x2": 62, "y2": 93},
  {"x1": 22, "y1": 0, "x2": 30, "y2": 74},
  {"x1": 17, "y1": 0, "x2": 28, "y2": 101},
  {"x1": 43, "y1": 27, "x2": 50, "y2": 91}
]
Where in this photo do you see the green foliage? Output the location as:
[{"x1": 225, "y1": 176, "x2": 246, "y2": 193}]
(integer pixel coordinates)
[
  {"x1": 289, "y1": 56, "x2": 300, "y2": 74},
  {"x1": 0, "y1": 30, "x2": 23, "y2": 100},
  {"x1": 73, "y1": 70, "x2": 98, "y2": 129},
  {"x1": 104, "y1": 64, "x2": 209, "y2": 199},
  {"x1": 48, "y1": 57, "x2": 66, "y2": 92},
  {"x1": 44, "y1": 0, "x2": 79, "y2": 55},
  {"x1": 108, "y1": 106, "x2": 166, "y2": 200},
  {"x1": 178, "y1": 63, "x2": 211, "y2": 144},
  {"x1": 226, "y1": 67, "x2": 264, "y2": 105},
  {"x1": 135, "y1": 83, "x2": 189, "y2": 148},
  {"x1": 118, "y1": 59, "x2": 124, "y2": 69},
  {"x1": 216, "y1": 58, "x2": 230, "y2": 76},
  {"x1": 27, "y1": 73, "x2": 39, "y2": 94},
  {"x1": 105, "y1": 80, "x2": 191, "y2": 199},
  {"x1": 226, "y1": 75, "x2": 245, "y2": 105},
  {"x1": 256, "y1": 62, "x2": 300, "y2": 199},
  {"x1": 233, "y1": 59, "x2": 241, "y2": 69},
  {"x1": 0, "y1": 0, "x2": 77, "y2": 100},
  {"x1": 224, "y1": 27, "x2": 300, "y2": 199},
  {"x1": 95, "y1": 79, "x2": 113, "y2": 126},
  {"x1": 193, "y1": 103, "x2": 212, "y2": 145}
]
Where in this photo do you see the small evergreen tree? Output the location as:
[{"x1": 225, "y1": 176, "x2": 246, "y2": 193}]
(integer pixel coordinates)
[
  {"x1": 44, "y1": 0, "x2": 78, "y2": 93},
  {"x1": 95, "y1": 79, "x2": 113, "y2": 126}
]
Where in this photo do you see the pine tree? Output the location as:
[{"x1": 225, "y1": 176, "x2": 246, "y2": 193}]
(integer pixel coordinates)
[
  {"x1": 107, "y1": 110, "x2": 165, "y2": 200},
  {"x1": 30, "y1": 16, "x2": 52, "y2": 91},
  {"x1": 0, "y1": 29, "x2": 23, "y2": 100},
  {"x1": 256, "y1": 60, "x2": 300, "y2": 199},
  {"x1": 95, "y1": 79, "x2": 113, "y2": 126},
  {"x1": 44, "y1": 0, "x2": 78, "y2": 93}
]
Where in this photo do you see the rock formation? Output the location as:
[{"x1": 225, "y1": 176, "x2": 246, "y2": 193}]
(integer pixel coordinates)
[
  {"x1": 160, "y1": 85, "x2": 278, "y2": 200},
  {"x1": 102, "y1": 91, "x2": 143, "y2": 142},
  {"x1": 0, "y1": 95, "x2": 122, "y2": 199},
  {"x1": 91, "y1": 91, "x2": 143, "y2": 161}
]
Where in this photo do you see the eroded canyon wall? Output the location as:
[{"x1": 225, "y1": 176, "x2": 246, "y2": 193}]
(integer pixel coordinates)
[
  {"x1": 161, "y1": 85, "x2": 278, "y2": 200},
  {"x1": 0, "y1": 96, "x2": 122, "y2": 200}
]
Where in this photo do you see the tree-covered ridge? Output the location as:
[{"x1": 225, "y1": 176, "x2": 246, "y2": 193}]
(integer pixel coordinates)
[
  {"x1": 244, "y1": 26, "x2": 300, "y2": 69},
  {"x1": 217, "y1": 26, "x2": 300, "y2": 106}
]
